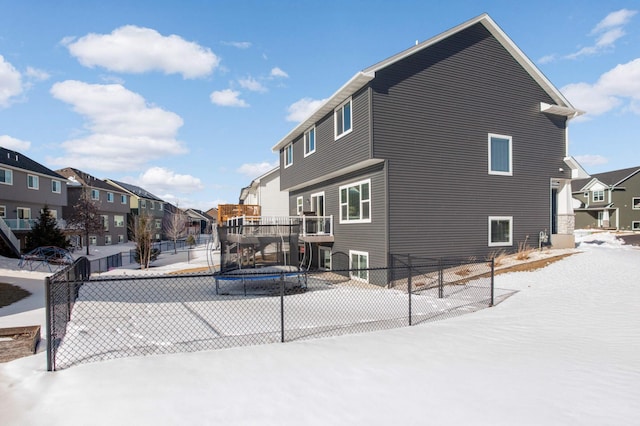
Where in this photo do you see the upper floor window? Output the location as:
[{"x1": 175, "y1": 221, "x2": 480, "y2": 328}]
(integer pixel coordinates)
[
  {"x1": 489, "y1": 216, "x2": 512, "y2": 247},
  {"x1": 339, "y1": 179, "x2": 371, "y2": 223},
  {"x1": 107, "y1": 192, "x2": 114, "y2": 202},
  {"x1": 304, "y1": 126, "x2": 316, "y2": 156},
  {"x1": 335, "y1": 98, "x2": 352, "y2": 139},
  {"x1": 592, "y1": 190, "x2": 605, "y2": 202},
  {"x1": 284, "y1": 143, "x2": 293, "y2": 168},
  {"x1": 150, "y1": 201, "x2": 155, "y2": 210},
  {"x1": 140, "y1": 199, "x2": 147, "y2": 209},
  {"x1": 52, "y1": 180, "x2": 61, "y2": 193},
  {"x1": 0, "y1": 168, "x2": 12, "y2": 185},
  {"x1": 121, "y1": 194, "x2": 127, "y2": 204},
  {"x1": 91, "y1": 189, "x2": 100, "y2": 200},
  {"x1": 488, "y1": 134, "x2": 512, "y2": 176},
  {"x1": 633, "y1": 197, "x2": 640, "y2": 210},
  {"x1": 27, "y1": 174, "x2": 39, "y2": 190},
  {"x1": 159, "y1": 203, "x2": 164, "y2": 211}
]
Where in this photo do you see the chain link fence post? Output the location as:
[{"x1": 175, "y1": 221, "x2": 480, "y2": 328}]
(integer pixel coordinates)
[
  {"x1": 490, "y1": 257, "x2": 495, "y2": 307},
  {"x1": 407, "y1": 254, "x2": 412, "y2": 326},
  {"x1": 438, "y1": 258, "x2": 444, "y2": 299},
  {"x1": 280, "y1": 272, "x2": 285, "y2": 343}
]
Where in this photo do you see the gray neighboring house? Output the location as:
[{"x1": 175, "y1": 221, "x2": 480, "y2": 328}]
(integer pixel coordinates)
[
  {"x1": 572, "y1": 166, "x2": 640, "y2": 231},
  {"x1": 0, "y1": 147, "x2": 67, "y2": 256},
  {"x1": 56, "y1": 168, "x2": 130, "y2": 247},
  {"x1": 105, "y1": 180, "x2": 165, "y2": 241},
  {"x1": 270, "y1": 14, "x2": 585, "y2": 283}
]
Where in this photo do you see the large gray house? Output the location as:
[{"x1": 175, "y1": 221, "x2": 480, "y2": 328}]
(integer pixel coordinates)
[
  {"x1": 270, "y1": 14, "x2": 585, "y2": 281},
  {"x1": 0, "y1": 147, "x2": 67, "y2": 255},
  {"x1": 572, "y1": 166, "x2": 640, "y2": 231},
  {"x1": 57, "y1": 168, "x2": 131, "y2": 247}
]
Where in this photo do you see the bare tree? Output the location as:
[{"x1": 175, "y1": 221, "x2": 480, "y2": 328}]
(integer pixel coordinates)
[
  {"x1": 131, "y1": 214, "x2": 158, "y2": 269},
  {"x1": 163, "y1": 207, "x2": 188, "y2": 254},
  {"x1": 67, "y1": 190, "x2": 105, "y2": 256}
]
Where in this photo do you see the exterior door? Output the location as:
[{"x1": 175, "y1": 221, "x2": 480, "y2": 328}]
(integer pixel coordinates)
[{"x1": 310, "y1": 192, "x2": 326, "y2": 233}]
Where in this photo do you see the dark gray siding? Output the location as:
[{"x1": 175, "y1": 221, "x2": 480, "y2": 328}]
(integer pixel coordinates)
[
  {"x1": 372, "y1": 23, "x2": 570, "y2": 259},
  {"x1": 289, "y1": 163, "x2": 388, "y2": 282},
  {"x1": 0, "y1": 168, "x2": 67, "y2": 220},
  {"x1": 280, "y1": 88, "x2": 372, "y2": 191},
  {"x1": 614, "y1": 174, "x2": 640, "y2": 230}
]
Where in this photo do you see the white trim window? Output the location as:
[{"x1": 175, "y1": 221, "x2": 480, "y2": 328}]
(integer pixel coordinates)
[
  {"x1": 339, "y1": 179, "x2": 371, "y2": 223},
  {"x1": 27, "y1": 174, "x2": 39, "y2": 190},
  {"x1": 118, "y1": 234, "x2": 125, "y2": 243},
  {"x1": 488, "y1": 134, "x2": 512, "y2": 176},
  {"x1": 304, "y1": 126, "x2": 316, "y2": 156},
  {"x1": 114, "y1": 215, "x2": 125, "y2": 227},
  {"x1": 140, "y1": 199, "x2": 147, "y2": 209},
  {"x1": 319, "y1": 246, "x2": 332, "y2": 270},
  {"x1": 489, "y1": 216, "x2": 513, "y2": 247},
  {"x1": 52, "y1": 180, "x2": 61, "y2": 193},
  {"x1": 91, "y1": 189, "x2": 100, "y2": 200},
  {"x1": 105, "y1": 235, "x2": 112, "y2": 245},
  {"x1": 0, "y1": 167, "x2": 12, "y2": 185},
  {"x1": 121, "y1": 194, "x2": 127, "y2": 204},
  {"x1": 17, "y1": 207, "x2": 30, "y2": 220},
  {"x1": 48, "y1": 209, "x2": 58, "y2": 219},
  {"x1": 102, "y1": 215, "x2": 109, "y2": 231},
  {"x1": 632, "y1": 197, "x2": 640, "y2": 209},
  {"x1": 284, "y1": 143, "x2": 293, "y2": 168},
  {"x1": 0, "y1": 205, "x2": 5, "y2": 218},
  {"x1": 632, "y1": 221, "x2": 640, "y2": 231},
  {"x1": 335, "y1": 98, "x2": 352, "y2": 139},
  {"x1": 107, "y1": 192, "x2": 114, "y2": 203},
  {"x1": 592, "y1": 190, "x2": 605, "y2": 202},
  {"x1": 89, "y1": 236, "x2": 97, "y2": 246},
  {"x1": 349, "y1": 250, "x2": 369, "y2": 282},
  {"x1": 296, "y1": 196, "x2": 303, "y2": 215}
]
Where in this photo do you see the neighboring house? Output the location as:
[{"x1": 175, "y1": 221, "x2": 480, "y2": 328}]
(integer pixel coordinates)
[
  {"x1": 0, "y1": 147, "x2": 67, "y2": 255},
  {"x1": 572, "y1": 166, "x2": 640, "y2": 231},
  {"x1": 105, "y1": 180, "x2": 165, "y2": 241},
  {"x1": 266, "y1": 14, "x2": 584, "y2": 283},
  {"x1": 239, "y1": 167, "x2": 289, "y2": 217},
  {"x1": 184, "y1": 208, "x2": 214, "y2": 236},
  {"x1": 57, "y1": 168, "x2": 130, "y2": 247}
]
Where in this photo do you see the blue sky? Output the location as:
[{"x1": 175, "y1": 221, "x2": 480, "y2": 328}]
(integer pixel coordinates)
[{"x1": 1, "y1": 1, "x2": 638, "y2": 210}]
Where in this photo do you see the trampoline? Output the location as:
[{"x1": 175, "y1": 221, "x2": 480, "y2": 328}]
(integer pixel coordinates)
[{"x1": 215, "y1": 265, "x2": 307, "y2": 296}]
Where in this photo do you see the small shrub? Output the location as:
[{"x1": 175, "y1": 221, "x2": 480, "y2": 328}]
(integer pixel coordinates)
[
  {"x1": 515, "y1": 235, "x2": 535, "y2": 260},
  {"x1": 488, "y1": 249, "x2": 508, "y2": 267}
]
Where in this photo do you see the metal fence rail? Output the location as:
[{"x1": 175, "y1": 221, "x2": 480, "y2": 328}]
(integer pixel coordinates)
[{"x1": 46, "y1": 256, "x2": 494, "y2": 371}]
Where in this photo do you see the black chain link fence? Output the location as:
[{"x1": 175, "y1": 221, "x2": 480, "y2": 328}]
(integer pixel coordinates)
[{"x1": 46, "y1": 256, "x2": 495, "y2": 371}]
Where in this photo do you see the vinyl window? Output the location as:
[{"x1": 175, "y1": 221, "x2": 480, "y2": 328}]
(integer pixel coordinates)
[
  {"x1": 339, "y1": 179, "x2": 371, "y2": 223},
  {"x1": 52, "y1": 180, "x2": 61, "y2": 193},
  {"x1": 632, "y1": 221, "x2": 640, "y2": 231},
  {"x1": 489, "y1": 216, "x2": 513, "y2": 247},
  {"x1": 121, "y1": 194, "x2": 127, "y2": 204},
  {"x1": 488, "y1": 134, "x2": 512, "y2": 176},
  {"x1": 27, "y1": 174, "x2": 39, "y2": 190},
  {"x1": 632, "y1": 197, "x2": 640, "y2": 209},
  {"x1": 349, "y1": 250, "x2": 369, "y2": 282},
  {"x1": 0, "y1": 205, "x2": 5, "y2": 218},
  {"x1": 335, "y1": 98, "x2": 352, "y2": 139},
  {"x1": 0, "y1": 168, "x2": 12, "y2": 185},
  {"x1": 284, "y1": 143, "x2": 293, "y2": 168},
  {"x1": 107, "y1": 192, "x2": 114, "y2": 202},
  {"x1": 91, "y1": 189, "x2": 100, "y2": 200},
  {"x1": 592, "y1": 190, "x2": 605, "y2": 202},
  {"x1": 319, "y1": 247, "x2": 332, "y2": 271},
  {"x1": 304, "y1": 126, "x2": 316, "y2": 156},
  {"x1": 296, "y1": 196, "x2": 303, "y2": 215},
  {"x1": 114, "y1": 215, "x2": 125, "y2": 227}
]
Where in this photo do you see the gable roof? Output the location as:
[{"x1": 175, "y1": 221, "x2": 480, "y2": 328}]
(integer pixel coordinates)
[
  {"x1": 272, "y1": 13, "x2": 582, "y2": 152},
  {"x1": 0, "y1": 147, "x2": 64, "y2": 179},
  {"x1": 106, "y1": 179, "x2": 164, "y2": 202},
  {"x1": 56, "y1": 167, "x2": 126, "y2": 192},
  {"x1": 573, "y1": 166, "x2": 640, "y2": 192}
]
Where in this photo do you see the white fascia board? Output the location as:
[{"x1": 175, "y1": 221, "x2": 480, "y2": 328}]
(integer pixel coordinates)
[
  {"x1": 281, "y1": 159, "x2": 384, "y2": 192},
  {"x1": 563, "y1": 156, "x2": 590, "y2": 179},
  {"x1": 541, "y1": 102, "x2": 584, "y2": 118}
]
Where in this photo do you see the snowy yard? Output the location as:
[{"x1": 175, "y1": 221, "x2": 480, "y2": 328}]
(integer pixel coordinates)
[{"x1": 1, "y1": 233, "x2": 640, "y2": 425}]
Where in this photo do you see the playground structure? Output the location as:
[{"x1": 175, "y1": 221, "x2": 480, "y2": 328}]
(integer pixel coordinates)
[{"x1": 19, "y1": 246, "x2": 74, "y2": 272}]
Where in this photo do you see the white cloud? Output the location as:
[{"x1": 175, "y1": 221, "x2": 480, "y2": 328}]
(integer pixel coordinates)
[
  {"x1": 537, "y1": 54, "x2": 557, "y2": 65},
  {"x1": 286, "y1": 97, "x2": 327, "y2": 122},
  {"x1": 49, "y1": 80, "x2": 186, "y2": 171},
  {"x1": 567, "y1": 9, "x2": 637, "y2": 59},
  {"x1": 64, "y1": 25, "x2": 219, "y2": 79},
  {"x1": 238, "y1": 76, "x2": 267, "y2": 92},
  {"x1": 562, "y1": 58, "x2": 640, "y2": 117},
  {"x1": 0, "y1": 135, "x2": 31, "y2": 151},
  {"x1": 270, "y1": 67, "x2": 288, "y2": 78},
  {"x1": 574, "y1": 154, "x2": 609, "y2": 167},
  {"x1": 0, "y1": 54, "x2": 23, "y2": 107},
  {"x1": 25, "y1": 66, "x2": 50, "y2": 81},
  {"x1": 236, "y1": 161, "x2": 278, "y2": 178},
  {"x1": 210, "y1": 89, "x2": 248, "y2": 107},
  {"x1": 137, "y1": 166, "x2": 204, "y2": 194},
  {"x1": 221, "y1": 41, "x2": 252, "y2": 49}
]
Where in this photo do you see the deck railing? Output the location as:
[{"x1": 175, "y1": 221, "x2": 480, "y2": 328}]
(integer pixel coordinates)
[{"x1": 225, "y1": 215, "x2": 333, "y2": 237}]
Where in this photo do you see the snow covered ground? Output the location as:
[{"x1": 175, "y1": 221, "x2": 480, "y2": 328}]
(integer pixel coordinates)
[{"x1": 1, "y1": 234, "x2": 640, "y2": 425}]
